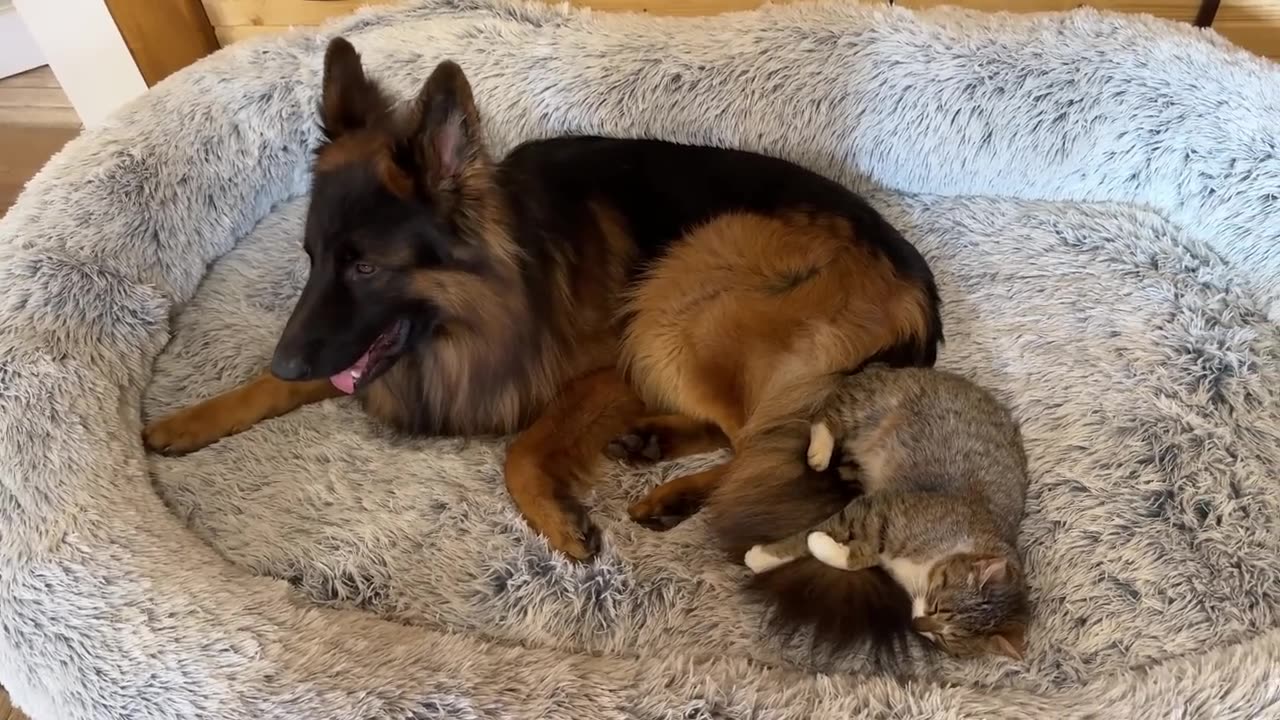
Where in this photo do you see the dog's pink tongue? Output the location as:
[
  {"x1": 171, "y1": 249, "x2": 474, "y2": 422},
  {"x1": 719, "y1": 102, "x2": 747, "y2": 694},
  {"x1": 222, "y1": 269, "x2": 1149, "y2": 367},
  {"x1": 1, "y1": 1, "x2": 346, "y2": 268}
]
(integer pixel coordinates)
[
  {"x1": 329, "y1": 351, "x2": 372, "y2": 395},
  {"x1": 330, "y1": 370, "x2": 357, "y2": 395}
]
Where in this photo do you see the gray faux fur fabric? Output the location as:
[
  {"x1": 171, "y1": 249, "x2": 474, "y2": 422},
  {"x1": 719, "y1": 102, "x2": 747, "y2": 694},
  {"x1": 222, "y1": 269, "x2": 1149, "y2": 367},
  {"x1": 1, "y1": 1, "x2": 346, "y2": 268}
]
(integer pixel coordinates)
[{"x1": 1, "y1": 1, "x2": 1278, "y2": 717}]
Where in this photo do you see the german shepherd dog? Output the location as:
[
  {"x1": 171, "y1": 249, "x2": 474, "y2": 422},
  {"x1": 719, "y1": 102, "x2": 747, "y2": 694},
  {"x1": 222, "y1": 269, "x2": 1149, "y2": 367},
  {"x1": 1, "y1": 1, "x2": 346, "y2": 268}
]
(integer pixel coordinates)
[{"x1": 144, "y1": 38, "x2": 942, "y2": 644}]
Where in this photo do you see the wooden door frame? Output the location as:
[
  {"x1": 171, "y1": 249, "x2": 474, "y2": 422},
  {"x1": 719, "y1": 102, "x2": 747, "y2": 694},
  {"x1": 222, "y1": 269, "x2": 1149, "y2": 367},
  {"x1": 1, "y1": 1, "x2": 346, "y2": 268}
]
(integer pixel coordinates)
[{"x1": 103, "y1": 0, "x2": 219, "y2": 86}]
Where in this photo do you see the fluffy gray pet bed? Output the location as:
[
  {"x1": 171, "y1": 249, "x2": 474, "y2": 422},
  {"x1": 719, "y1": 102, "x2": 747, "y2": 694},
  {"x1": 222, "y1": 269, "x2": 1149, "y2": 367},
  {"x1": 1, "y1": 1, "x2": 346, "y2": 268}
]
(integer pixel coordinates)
[{"x1": 2, "y1": 1, "x2": 1278, "y2": 717}]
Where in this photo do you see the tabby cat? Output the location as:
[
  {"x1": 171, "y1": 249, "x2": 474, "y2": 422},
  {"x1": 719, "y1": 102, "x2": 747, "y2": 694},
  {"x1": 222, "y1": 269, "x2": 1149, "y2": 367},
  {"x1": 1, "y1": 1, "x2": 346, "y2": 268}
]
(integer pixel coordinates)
[{"x1": 743, "y1": 366, "x2": 1030, "y2": 660}]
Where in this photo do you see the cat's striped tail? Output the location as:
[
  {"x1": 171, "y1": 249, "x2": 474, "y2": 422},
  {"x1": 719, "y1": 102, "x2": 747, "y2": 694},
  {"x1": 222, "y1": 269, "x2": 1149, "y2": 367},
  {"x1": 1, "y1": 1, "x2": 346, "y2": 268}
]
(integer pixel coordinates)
[{"x1": 705, "y1": 369, "x2": 913, "y2": 662}]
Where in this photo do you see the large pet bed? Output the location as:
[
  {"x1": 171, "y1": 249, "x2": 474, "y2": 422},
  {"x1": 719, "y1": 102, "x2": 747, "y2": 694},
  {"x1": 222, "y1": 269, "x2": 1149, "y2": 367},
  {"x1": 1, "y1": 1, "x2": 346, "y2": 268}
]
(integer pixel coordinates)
[{"x1": 2, "y1": 1, "x2": 1279, "y2": 717}]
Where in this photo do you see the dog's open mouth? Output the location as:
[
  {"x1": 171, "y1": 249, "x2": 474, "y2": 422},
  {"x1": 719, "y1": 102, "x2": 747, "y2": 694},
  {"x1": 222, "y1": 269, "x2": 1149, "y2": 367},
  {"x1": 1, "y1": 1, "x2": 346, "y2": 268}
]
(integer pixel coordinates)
[{"x1": 329, "y1": 318, "x2": 411, "y2": 394}]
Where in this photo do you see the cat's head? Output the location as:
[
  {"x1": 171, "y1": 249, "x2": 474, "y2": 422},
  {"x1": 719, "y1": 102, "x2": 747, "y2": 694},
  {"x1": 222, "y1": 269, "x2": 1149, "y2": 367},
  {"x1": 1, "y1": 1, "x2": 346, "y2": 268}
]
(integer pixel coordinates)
[{"x1": 911, "y1": 554, "x2": 1028, "y2": 661}]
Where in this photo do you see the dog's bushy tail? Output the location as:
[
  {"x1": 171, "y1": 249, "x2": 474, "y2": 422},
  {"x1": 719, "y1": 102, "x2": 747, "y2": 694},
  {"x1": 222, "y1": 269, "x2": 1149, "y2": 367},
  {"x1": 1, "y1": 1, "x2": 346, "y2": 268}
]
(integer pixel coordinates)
[
  {"x1": 706, "y1": 368, "x2": 912, "y2": 661},
  {"x1": 746, "y1": 558, "x2": 912, "y2": 662}
]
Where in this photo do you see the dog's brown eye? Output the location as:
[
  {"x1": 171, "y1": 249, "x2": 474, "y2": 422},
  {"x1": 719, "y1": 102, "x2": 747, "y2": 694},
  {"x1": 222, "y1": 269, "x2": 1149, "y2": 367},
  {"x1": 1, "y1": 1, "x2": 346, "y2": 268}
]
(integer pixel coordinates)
[{"x1": 354, "y1": 262, "x2": 376, "y2": 275}]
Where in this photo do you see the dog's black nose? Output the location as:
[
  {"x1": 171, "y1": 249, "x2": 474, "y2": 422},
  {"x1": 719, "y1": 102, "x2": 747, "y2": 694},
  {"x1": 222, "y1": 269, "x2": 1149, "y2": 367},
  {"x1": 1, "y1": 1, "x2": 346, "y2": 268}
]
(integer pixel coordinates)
[{"x1": 270, "y1": 354, "x2": 310, "y2": 381}]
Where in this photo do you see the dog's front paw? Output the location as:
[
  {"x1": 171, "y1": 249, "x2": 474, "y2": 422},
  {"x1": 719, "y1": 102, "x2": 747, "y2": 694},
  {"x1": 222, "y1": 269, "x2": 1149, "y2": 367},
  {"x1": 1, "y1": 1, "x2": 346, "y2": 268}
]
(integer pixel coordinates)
[
  {"x1": 505, "y1": 458, "x2": 602, "y2": 562},
  {"x1": 606, "y1": 430, "x2": 665, "y2": 464},
  {"x1": 143, "y1": 405, "x2": 233, "y2": 455}
]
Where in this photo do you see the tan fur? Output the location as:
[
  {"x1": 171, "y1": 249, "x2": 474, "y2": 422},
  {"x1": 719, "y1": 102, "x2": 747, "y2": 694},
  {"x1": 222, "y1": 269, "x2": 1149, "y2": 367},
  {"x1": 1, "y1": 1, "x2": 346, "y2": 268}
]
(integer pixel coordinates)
[
  {"x1": 505, "y1": 368, "x2": 645, "y2": 559},
  {"x1": 621, "y1": 212, "x2": 935, "y2": 522},
  {"x1": 626, "y1": 465, "x2": 730, "y2": 530},
  {"x1": 144, "y1": 374, "x2": 341, "y2": 455},
  {"x1": 624, "y1": 212, "x2": 931, "y2": 423},
  {"x1": 142, "y1": 44, "x2": 939, "y2": 562},
  {"x1": 143, "y1": 209, "x2": 933, "y2": 557}
]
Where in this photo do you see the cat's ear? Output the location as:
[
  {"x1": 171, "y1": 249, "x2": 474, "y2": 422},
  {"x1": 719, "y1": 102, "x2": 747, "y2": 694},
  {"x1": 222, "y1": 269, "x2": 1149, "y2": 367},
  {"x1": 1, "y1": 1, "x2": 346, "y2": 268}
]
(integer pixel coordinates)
[
  {"x1": 973, "y1": 556, "x2": 1010, "y2": 589},
  {"x1": 410, "y1": 60, "x2": 486, "y2": 196},
  {"x1": 320, "y1": 38, "x2": 389, "y2": 139},
  {"x1": 988, "y1": 625, "x2": 1026, "y2": 661}
]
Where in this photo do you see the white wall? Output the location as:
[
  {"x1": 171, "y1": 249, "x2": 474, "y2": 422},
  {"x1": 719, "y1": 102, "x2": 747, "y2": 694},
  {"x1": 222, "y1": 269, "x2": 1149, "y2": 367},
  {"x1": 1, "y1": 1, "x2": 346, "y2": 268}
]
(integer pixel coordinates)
[
  {"x1": 12, "y1": 0, "x2": 147, "y2": 127},
  {"x1": 0, "y1": 1, "x2": 45, "y2": 79}
]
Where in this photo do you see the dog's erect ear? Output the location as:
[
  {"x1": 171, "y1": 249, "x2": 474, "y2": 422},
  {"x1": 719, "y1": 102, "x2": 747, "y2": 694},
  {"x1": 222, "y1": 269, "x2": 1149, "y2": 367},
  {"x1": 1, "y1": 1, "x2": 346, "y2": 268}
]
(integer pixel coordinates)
[
  {"x1": 320, "y1": 37, "x2": 388, "y2": 139},
  {"x1": 411, "y1": 60, "x2": 485, "y2": 195}
]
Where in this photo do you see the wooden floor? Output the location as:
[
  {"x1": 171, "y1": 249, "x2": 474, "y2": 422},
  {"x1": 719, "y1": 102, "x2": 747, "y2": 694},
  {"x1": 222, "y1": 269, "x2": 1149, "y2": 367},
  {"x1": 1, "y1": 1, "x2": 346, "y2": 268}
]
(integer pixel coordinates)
[
  {"x1": 0, "y1": 64, "x2": 64, "y2": 720},
  {"x1": 0, "y1": 66, "x2": 79, "y2": 216},
  {"x1": 0, "y1": 689, "x2": 28, "y2": 720},
  {"x1": 0, "y1": 67, "x2": 64, "y2": 716}
]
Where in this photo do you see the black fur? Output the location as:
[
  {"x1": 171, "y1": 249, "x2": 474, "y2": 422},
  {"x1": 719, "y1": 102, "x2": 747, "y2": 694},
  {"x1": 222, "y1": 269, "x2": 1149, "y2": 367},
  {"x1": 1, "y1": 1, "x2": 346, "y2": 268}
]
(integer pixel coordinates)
[{"x1": 283, "y1": 134, "x2": 943, "y2": 393}]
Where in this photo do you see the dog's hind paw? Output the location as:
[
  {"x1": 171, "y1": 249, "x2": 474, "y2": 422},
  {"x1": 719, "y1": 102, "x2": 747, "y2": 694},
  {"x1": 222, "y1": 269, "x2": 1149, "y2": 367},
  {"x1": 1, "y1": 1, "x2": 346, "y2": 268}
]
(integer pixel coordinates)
[
  {"x1": 606, "y1": 432, "x2": 664, "y2": 463},
  {"x1": 606, "y1": 415, "x2": 728, "y2": 465}
]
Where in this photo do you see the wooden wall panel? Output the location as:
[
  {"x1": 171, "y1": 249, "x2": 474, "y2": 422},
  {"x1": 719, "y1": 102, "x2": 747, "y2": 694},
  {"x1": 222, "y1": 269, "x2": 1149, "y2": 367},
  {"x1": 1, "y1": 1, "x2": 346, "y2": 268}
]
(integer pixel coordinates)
[
  {"x1": 204, "y1": 0, "x2": 388, "y2": 27},
  {"x1": 214, "y1": 24, "x2": 289, "y2": 45},
  {"x1": 1215, "y1": 1, "x2": 1280, "y2": 57},
  {"x1": 897, "y1": 0, "x2": 1201, "y2": 22},
  {"x1": 544, "y1": 0, "x2": 850, "y2": 12},
  {"x1": 202, "y1": 0, "x2": 865, "y2": 33},
  {"x1": 202, "y1": 0, "x2": 1279, "y2": 64}
]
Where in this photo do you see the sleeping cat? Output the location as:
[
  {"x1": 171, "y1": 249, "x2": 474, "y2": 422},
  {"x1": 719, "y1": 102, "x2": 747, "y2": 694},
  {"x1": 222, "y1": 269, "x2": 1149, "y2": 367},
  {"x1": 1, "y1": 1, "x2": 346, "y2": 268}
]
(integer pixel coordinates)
[{"x1": 743, "y1": 365, "x2": 1030, "y2": 660}]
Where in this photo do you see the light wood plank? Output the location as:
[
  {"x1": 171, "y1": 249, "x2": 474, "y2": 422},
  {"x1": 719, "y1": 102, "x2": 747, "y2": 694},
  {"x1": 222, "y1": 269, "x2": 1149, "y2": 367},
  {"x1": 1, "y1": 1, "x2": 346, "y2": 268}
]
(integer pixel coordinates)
[
  {"x1": 204, "y1": 0, "x2": 391, "y2": 27},
  {"x1": 0, "y1": 87, "x2": 75, "y2": 109},
  {"x1": 215, "y1": 24, "x2": 293, "y2": 44},
  {"x1": 551, "y1": 0, "x2": 861, "y2": 13},
  {"x1": 0, "y1": 65, "x2": 61, "y2": 90},
  {"x1": 205, "y1": 0, "x2": 1280, "y2": 62},
  {"x1": 897, "y1": 0, "x2": 1076, "y2": 8},
  {"x1": 1064, "y1": 0, "x2": 1200, "y2": 21},
  {"x1": 896, "y1": 0, "x2": 1201, "y2": 22},
  {"x1": 208, "y1": 0, "x2": 887, "y2": 44},
  {"x1": 0, "y1": 66, "x2": 78, "y2": 127},
  {"x1": 0, "y1": 684, "x2": 32, "y2": 720},
  {"x1": 1216, "y1": 1, "x2": 1280, "y2": 58},
  {"x1": 207, "y1": 0, "x2": 1211, "y2": 48},
  {"x1": 0, "y1": 105, "x2": 79, "y2": 126},
  {"x1": 204, "y1": 0, "x2": 874, "y2": 29}
]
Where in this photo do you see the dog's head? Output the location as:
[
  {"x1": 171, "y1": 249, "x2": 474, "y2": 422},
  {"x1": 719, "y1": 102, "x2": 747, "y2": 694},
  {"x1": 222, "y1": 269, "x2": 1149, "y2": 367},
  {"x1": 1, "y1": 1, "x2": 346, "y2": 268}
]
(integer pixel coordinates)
[{"x1": 271, "y1": 38, "x2": 513, "y2": 394}]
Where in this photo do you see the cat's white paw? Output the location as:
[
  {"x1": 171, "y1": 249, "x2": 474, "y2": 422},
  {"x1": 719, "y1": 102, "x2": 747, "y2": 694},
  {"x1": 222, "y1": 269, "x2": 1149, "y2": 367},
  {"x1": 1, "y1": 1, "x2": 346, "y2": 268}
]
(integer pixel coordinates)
[
  {"x1": 807, "y1": 532, "x2": 850, "y2": 569},
  {"x1": 807, "y1": 422, "x2": 834, "y2": 471},
  {"x1": 744, "y1": 545, "x2": 790, "y2": 573}
]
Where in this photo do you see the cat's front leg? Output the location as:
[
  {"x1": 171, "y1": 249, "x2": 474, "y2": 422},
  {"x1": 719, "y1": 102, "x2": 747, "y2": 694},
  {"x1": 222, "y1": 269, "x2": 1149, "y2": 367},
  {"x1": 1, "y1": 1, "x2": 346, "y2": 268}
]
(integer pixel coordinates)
[
  {"x1": 744, "y1": 493, "x2": 872, "y2": 574},
  {"x1": 744, "y1": 532, "x2": 811, "y2": 573},
  {"x1": 806, "y1": 420, "x2": 837, "y2": 471},
  {"x1": 807, "y1": 532, "x2": 877, "y2": 571}
]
